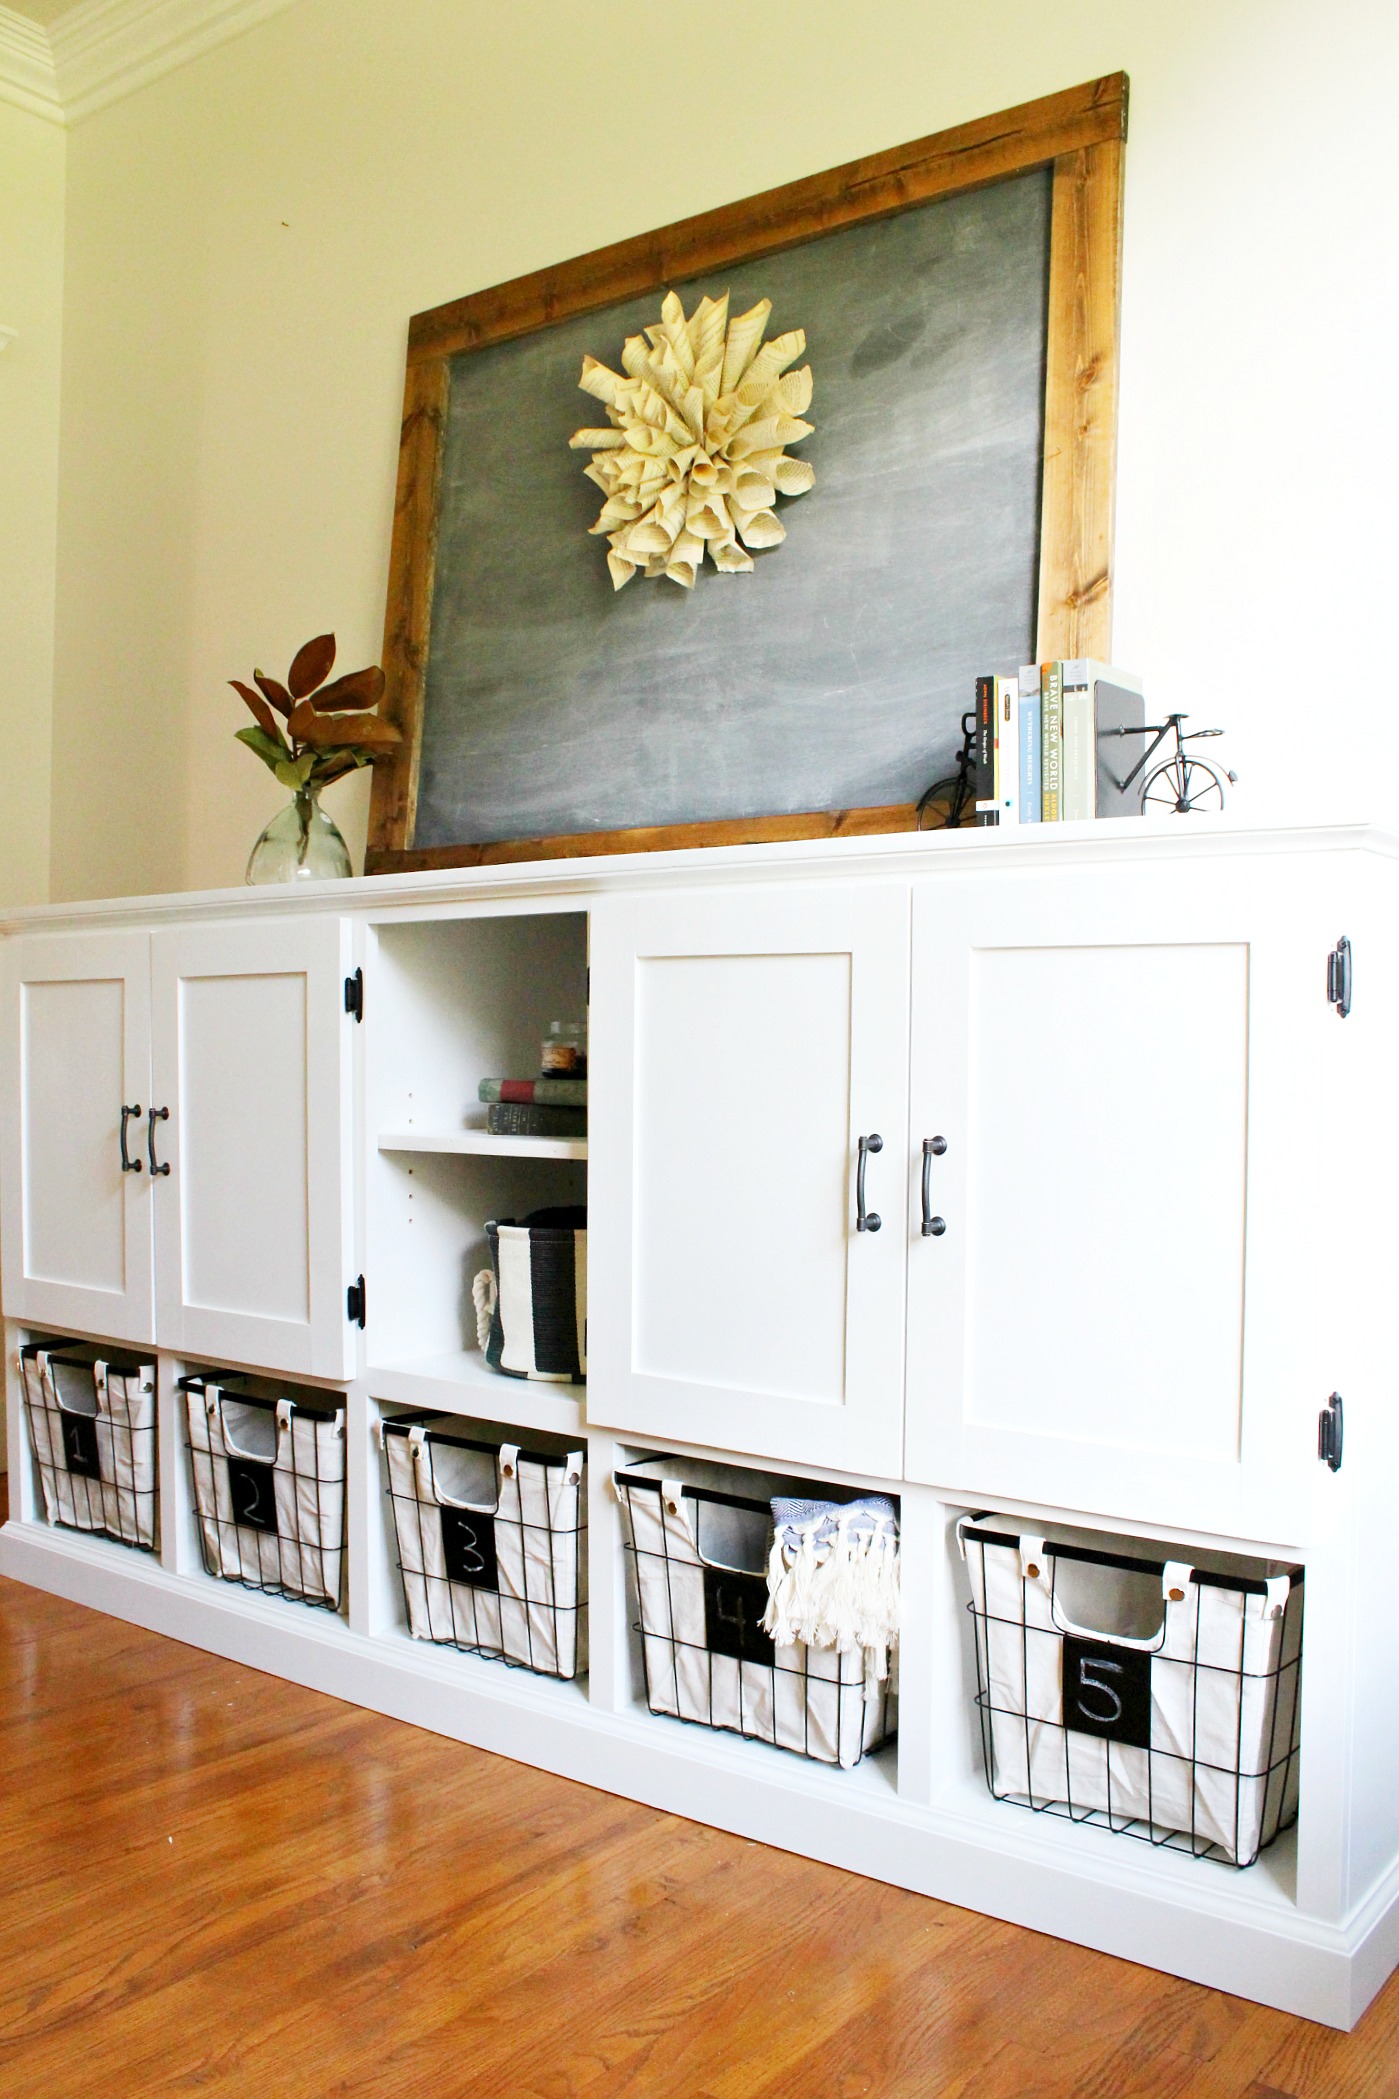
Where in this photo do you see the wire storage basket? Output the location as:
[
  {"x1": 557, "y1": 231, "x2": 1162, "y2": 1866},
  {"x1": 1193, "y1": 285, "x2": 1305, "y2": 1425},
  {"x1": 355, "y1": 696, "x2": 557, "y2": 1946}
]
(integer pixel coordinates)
[
  {"x1": 181, "y1": 1372, "x2": 345, "y2": 1610},
  {"x1": 19, "y1": 1339, "x2": 157, "y2": 1551},
  {"x1": 959, "y1": 1515, "x2": 1303, "y2": 1866},
  {"x1": 378, "y1": 1417, "x2": 586, "y2": 1679},
  {"x1": 615, "y1": 1459, "x2": 896, "y2": 1770}
]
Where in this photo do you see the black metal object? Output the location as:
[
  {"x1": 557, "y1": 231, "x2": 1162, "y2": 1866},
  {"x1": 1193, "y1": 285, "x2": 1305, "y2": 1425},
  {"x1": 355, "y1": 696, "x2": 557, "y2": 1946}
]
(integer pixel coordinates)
[
  {"x1": 347, "y1": 1275, "x2": 366, "y2": 1327},
  {"x1": 921, "y1": 1136, "x2": 947, "y2": 1237},
  {"x1": 615, "y1": 1466, "x2": 896, "y2": 1769},
  {"x1": 1327, "y1": 937, "x2": 1352, "y2": 1019},
  {"x1": 146, "y1": 1105, "x2": 170, "y2": 1175},
  {"x1": 119, "y1": 1104, "x2": 143, "y2": 1173},
  {"x1": 856, "y1": 1133, "x2": 882, "y2": 1233},
  {"x1": 380, "y1": 1421, "x2": 585, "y2": 1678},
  {"x1": 179, "y1": 1372, "x2": 344, "y2": 1611},
  {"x1": 344, "y1": 967, "x2": 363, "y2": 1020},
  {"x1": 1318, "y1": 1392, "x2": 1344, "y2": 1472},
  {"x1": 962, "y1": 1520, "x2": 1304, "y2": 1869},
  {"x1": 18, "y1": 1340, "x2": 158, "y2": 1552},
  {"x1": 915, "y1": 710, "x2": 978, "y2": 831}
]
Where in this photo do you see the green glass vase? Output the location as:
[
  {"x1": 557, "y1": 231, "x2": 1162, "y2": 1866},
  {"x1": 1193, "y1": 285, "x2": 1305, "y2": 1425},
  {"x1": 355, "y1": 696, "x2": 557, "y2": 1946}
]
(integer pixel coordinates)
[{"x1": 245, "y1": 787, "x2": 352, "y2": 884}]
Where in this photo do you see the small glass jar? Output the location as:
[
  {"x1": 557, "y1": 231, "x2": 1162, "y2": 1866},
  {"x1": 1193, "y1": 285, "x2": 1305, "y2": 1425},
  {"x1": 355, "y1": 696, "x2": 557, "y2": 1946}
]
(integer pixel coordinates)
[{"x1": 541, "y1": 1019, "x2": 587, "y2": 1078}]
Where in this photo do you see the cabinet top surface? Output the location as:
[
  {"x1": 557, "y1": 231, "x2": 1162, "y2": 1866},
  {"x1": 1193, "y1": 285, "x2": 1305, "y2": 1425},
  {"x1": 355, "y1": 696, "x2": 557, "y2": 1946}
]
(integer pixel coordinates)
[{"x1": 4, "y1": 817, "x2": 1395, "y2": 935}]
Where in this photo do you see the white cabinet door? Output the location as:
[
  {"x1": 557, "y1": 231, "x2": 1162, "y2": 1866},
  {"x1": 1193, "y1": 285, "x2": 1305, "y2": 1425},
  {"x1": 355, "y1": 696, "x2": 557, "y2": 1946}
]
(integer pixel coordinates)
[
  {"x1": 0, "y1": 931, "x2": 155, "y2": 1345},
  {"x1": 149, "y1": 916, "x2": 354, "y2": 1378},
  {"x1": 905, "y1": 859, "x2": 1331, "y2": 1539},
  {"x1": 588, "y1": 884, "x2": 910, "y2": 1476}
]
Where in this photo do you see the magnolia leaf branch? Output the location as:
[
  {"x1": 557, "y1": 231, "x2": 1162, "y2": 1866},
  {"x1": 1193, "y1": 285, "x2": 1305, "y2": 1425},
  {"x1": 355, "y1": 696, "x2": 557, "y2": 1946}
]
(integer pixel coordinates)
[{"x1": 231, "y1": 633, "x2": 400, "y2": 795}]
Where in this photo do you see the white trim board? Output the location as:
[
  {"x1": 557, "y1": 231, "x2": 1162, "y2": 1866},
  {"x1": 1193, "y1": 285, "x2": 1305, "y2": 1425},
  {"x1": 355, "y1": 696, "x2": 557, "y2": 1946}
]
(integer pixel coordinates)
[{"x1": 0, "y1": 0, "x2": 303, "y2": 126}]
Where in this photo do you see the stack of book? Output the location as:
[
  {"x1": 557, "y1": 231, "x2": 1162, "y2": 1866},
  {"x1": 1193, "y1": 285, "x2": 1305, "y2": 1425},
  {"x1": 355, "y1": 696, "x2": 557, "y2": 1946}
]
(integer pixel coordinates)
[
  {"x1": 974, "y1": 661, "x2": 1145, "y2": 825},
  {"x1": 478, "y1": 1077, "x2": 587, "y2": 1138}
]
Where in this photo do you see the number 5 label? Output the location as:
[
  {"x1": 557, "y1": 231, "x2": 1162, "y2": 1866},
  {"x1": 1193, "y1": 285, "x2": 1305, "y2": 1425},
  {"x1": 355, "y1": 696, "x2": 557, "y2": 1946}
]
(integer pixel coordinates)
[{"x1": 1061, "y1": 1634, "x2": 1152, "y2": 1750}]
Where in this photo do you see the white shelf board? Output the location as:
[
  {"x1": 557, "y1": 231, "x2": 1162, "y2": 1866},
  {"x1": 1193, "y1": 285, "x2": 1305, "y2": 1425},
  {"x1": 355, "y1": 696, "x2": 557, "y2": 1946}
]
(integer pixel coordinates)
[
  {"x1": 366, "y1": 1349, "x2": 585, "y2": 1435},
  {"x1": 378, "y1": 1130, "x2": 587, "y2": 1161}
]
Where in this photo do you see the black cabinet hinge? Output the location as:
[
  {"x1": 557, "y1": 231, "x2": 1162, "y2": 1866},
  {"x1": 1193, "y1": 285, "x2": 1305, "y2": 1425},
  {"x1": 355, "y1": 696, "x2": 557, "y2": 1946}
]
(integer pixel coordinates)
[
  {"x1": 1318, "y1": 1392, "x2": 1343, "y2": 1472},
  {"x1": 344, "y1": 968, "x2": 363, "y2": 1021},
  {"x1": 347, "y1": 1275, "x2": 366, "y2": 1328},
  {"x1": 1327, "y1": 937, "x2": 1351, "y2": 1018}
]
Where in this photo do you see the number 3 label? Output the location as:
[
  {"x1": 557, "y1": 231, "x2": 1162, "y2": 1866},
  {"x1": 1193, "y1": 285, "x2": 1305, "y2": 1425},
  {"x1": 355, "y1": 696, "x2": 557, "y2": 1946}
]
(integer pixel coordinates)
[{"x1": 1061, "y1": 1634, "x2": 1152, "y2": 1750}]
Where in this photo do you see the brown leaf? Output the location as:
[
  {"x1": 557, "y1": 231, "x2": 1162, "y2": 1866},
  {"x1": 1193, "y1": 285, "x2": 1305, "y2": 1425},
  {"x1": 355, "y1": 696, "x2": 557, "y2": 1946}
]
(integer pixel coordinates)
[
  {"x1": 232, "y1": 680, "x2": 280, "y2": 740},
  {"x1": 252, "y1": 670, "x2": 293, "y2": 717},
  {"x1": 287, "y1": 632, "x2": 337, "y2": 698},
  {"x1": 309, "y1": 664, "x2": 386, "y2": 712},
  {"x1": 290, "y1": 699, "x2": 401, "y2": 749}
]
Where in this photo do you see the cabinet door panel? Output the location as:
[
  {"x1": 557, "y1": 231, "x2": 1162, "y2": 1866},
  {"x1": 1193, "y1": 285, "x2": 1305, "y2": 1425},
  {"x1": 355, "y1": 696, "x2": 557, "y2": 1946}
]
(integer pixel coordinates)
[
  {"x1": 0, "y1": 932, "x2": 154, "y2": 1343},
  {"x1": 150, "y1": 917, "x2": 353, "y2": 1378},
  {"x1": 589, "y1": 884, "x2": 909, "y2": 1475},
  {"x1": 906, "y1": 861, "x2": 1330, "y2": 1539}
]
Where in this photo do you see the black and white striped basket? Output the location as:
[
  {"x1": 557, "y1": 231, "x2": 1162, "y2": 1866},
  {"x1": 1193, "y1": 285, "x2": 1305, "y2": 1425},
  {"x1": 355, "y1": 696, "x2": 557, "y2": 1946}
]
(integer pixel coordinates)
[
  {"x1": 477, "y1": 1206, "x2": 586, "y2": 1384},
  {"x1": 19, "y1": 1339, "x2": 158, "y2": 1551}
]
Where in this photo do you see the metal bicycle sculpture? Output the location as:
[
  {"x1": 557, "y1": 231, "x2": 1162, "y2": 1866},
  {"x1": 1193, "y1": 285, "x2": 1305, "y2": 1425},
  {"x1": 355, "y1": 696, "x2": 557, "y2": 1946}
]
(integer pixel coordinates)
[{"x1": 916, "y1": 708, "x2": 1234, "y2": 829}]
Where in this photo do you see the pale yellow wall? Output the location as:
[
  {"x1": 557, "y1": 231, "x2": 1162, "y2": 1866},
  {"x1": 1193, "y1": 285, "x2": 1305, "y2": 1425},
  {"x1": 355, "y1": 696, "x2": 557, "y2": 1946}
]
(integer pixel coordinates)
[
  {"x1": 46, "y1": 0, "x2": 1399, "y2": 899},
  {"x1": 0, "y1": 97, "x2": 63, "y2": 908}
]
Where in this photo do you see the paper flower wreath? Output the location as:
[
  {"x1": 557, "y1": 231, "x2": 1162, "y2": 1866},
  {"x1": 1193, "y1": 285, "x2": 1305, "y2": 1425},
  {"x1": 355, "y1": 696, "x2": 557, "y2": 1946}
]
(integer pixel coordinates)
[{"x1": 569, "y1": 290, "x2": 815, "y2": 589}]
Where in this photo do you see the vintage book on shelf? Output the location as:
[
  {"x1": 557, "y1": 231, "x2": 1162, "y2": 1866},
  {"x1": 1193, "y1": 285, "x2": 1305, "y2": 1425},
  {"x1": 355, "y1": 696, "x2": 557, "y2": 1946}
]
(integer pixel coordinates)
[
  {"x1": 1018, "y1": 665, "x2": 1042, "y2": 823},
  {"x1": 996, "y1": 675, "x2": 1020, "y2": 827},
  {"x1": 487, "y1": 1102, "x2": 588, "y2": 1138},
  {"x1": 478, "y1": 1077, "x2": 588, "y2": 1108},
  {"x1": 974, "y1": 675, "x2": 997, "y2": 823},
  {"x1": 1061, "y1": 664, "x2": 1095, "y2": 822},
  {"x1": 1041, "y1": 660, "x2": 1064, "y2": 820}
]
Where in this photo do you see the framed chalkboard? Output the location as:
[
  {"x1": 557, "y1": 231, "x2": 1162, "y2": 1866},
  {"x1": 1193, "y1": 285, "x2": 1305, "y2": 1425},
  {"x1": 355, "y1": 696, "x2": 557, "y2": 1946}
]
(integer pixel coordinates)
[{"x1": 368, "y1": 74, "x2": 1126, "y2": 873}]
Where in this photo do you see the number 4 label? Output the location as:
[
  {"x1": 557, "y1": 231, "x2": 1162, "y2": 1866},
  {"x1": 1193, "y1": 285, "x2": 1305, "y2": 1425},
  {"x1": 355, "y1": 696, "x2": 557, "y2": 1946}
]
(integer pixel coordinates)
[{"x1": 1061, "y1": 1634, "x2": 1152, "y2": 1750}]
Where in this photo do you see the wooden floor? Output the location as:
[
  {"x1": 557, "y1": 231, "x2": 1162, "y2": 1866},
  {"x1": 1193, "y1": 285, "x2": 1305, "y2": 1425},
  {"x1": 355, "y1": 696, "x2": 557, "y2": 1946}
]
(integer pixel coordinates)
[{"x1": 3, "y1": 1493, "x2": 1399, "y2": 2096}]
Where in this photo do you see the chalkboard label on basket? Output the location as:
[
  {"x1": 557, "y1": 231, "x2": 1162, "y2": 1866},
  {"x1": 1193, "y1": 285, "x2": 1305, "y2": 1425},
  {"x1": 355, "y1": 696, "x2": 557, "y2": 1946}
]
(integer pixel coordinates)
[
  {"x1": 440, "y1": 1506, "x2": 499, "y2": 1591},
  {"x1": 226, "y1": 1456, "x2": 279, "y2": 1534},
  {"x1": 61, "y1": 1411, "x2": 101, "y2": 1480},
  {"x1": 1062, "y1": 1635, "x2": 1152, "y2": 1750},
  {"x1": 703, "y1": 1567, "x2": 776, "y2": 1667}
]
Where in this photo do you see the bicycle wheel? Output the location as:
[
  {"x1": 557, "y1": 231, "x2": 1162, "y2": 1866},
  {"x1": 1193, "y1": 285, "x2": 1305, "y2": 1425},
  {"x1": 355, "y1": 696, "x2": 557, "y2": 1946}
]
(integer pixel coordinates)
[
  {"x1": 1141, "y1": 757, "x2": 1228, "y2": 814},
  {"x1": 915, "y1": 777, "x2": 969, "y2": 830}
]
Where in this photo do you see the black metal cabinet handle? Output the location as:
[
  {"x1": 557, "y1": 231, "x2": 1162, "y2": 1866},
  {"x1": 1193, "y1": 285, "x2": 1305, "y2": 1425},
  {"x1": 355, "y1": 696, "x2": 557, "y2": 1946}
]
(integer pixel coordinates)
[
  {"x1": 921, "y1": 1135, "x2": 947, "y2": 1236},
  {"x1": 119, "y1": 1104, "x2": 144, "y2": 1173},
  {"x1": 147, "y1": 1105, "x2": 171, "y2": 1176},
  {"x1": 856, "y1": 1133, "x2": 882, "y2": 1233}
]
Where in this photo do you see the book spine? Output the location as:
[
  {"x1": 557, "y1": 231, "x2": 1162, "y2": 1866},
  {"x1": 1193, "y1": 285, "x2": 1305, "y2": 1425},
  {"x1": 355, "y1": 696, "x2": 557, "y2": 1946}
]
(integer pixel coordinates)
[
  {"x1": 974, "y1": 674, "x2": 998, "y2": 823},
  {"x1": 1041, "y1": 662, "x2": 1063, "y2": 821},
  {"x1": 1018, "y1": 666, "x2": 1041, "y2": 823},
  {"x1": 478, "y1": 1078, "x2": 588, "y2": 1107},
  {"x1": 486, "y1": 1102, "x2": 588, "y2": 1137},
  {"x1": 995, "y1": 675, "x2": 1020, "y2": 826},
  {"x1": 1060, "y1": 660, "x2": 1093, "y2": 822}
]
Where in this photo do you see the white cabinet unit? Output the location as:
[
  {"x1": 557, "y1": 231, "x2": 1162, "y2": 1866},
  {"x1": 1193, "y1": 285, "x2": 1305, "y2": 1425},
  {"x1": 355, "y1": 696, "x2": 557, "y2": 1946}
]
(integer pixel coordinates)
[
  {"x1": 149, "y1": 917, "x2": 355, "y2": 1378},
  {"x1": 588, "y1": 884, "x2": 910, "y2": 1476},
  {"x1": 1, "y1": 915, "x2": 355, "y2": 1377},
  {"x1": 2, "y1": 824, "x2": 1395, "y2": 2031},
  {"x1": 0, "y1": 931, "x2": 154, "y2": 1345},
  {"x1": 904, "y1": 857, "x2": 1336, "y2": 1540}
]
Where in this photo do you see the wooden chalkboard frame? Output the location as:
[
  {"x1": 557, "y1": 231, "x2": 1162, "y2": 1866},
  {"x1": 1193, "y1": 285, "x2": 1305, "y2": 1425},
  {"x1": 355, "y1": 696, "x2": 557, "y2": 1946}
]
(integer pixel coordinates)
[{"x1": 367, "y1": 73, "x2": 1127, "y2": 874}]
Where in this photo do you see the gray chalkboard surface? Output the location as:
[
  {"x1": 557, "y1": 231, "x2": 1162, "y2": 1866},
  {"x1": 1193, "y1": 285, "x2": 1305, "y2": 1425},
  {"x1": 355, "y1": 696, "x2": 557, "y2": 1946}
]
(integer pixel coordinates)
[{"x1": 412, "y1": 167, "x2": 1052, "y2": 849}]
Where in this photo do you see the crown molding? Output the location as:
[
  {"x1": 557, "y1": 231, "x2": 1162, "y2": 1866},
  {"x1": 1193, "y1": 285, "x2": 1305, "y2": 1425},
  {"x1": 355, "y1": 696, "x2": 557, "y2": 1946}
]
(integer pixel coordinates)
[
  {"x1": 0, "y1": 0, "x2": 303, "y2": 126},
  {"x1": 0, "y1": 7, "x2": 62, "y2": 123}
]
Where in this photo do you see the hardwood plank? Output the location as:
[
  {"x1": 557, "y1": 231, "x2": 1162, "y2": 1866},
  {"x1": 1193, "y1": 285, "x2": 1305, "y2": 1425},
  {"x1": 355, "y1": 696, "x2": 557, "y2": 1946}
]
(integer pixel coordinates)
[
  {"x1": 407, "y1": 76, "x2": 1127, "y2": 363},
  {"x1": 1035, "y1": 137, "x2": 1125, "y2": 663},
  {"x1": 364, "y1": 801, "x2": 923, "y2": 877},
  {"x1": 5, "y1": 1563, "x2": 1399, "y2": 2096},
  {"x1": 367, "y1": 354, "x2": 448, "y2": 861}
]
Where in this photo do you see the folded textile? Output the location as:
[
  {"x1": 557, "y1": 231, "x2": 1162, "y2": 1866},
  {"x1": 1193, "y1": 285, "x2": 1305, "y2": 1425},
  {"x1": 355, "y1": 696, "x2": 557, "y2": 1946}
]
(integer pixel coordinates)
[{"x1": 763, "y1": 1494, "x2": 900, "y2": 1686}]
